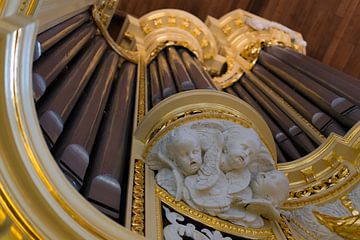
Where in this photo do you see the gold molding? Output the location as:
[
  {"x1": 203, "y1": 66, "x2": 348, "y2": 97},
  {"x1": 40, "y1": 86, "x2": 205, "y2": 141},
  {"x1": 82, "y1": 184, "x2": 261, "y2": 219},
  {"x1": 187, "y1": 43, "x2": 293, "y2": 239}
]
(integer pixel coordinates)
[
  {"x1": 277, "y1": 216, "x2": 296, "y2": 240},
  {"x1": 131, "y1": 159, "x2": 146, "y2": 235},
  {"x1": 206, "y1": 9, "x2": 306, "y2": 89},
  {"x1": 212, "y1": 56, "x2": 244, "y2": 89},
  {"x1": 135, "y1": 90, "x2": 276, "y2": 163},
  {"x1": 279, "y1": 123, "x2": 360, "y2": 208},
  {"x1": 18, "y1": 0, "x2": 40, "y2": 16},
  {"x1": 138, "y1": 9, "x2": 218, "y2": 62},
  {"x1": 0, "y1": 7, "x2": 142, "y2": 240},
  {"x1": 142, "y1": 110, "x2": 275, "y2": 162},
  {"x1": 136, "y1": 55, "x2": 146, "y2": 124},
  {"x1": 156, "y1": 186, "x2": 276, "y2": 239},
  {"x1": 92, "y1": 5, "x2": 139, "y2": 63}
]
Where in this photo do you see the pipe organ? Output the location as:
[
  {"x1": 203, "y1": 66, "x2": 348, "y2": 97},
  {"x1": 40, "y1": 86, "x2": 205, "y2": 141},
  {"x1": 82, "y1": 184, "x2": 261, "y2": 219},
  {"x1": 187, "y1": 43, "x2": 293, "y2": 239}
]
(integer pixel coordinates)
[{"x1": 0, "y1": 1, "x2": 359, "y2": 239}]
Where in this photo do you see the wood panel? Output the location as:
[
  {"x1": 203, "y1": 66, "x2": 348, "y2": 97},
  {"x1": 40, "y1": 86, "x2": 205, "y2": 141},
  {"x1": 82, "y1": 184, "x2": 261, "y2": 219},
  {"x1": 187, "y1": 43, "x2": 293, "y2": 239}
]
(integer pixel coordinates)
[
  {"x1": 116, "y1": 0, "x2": 252, "y2": 21},
  {"x1": 116, "y1": 0, "x2": 360, "y2": 79},
  {"x1": 248, "y1": 0, "x2": 360, "y2": 79}
]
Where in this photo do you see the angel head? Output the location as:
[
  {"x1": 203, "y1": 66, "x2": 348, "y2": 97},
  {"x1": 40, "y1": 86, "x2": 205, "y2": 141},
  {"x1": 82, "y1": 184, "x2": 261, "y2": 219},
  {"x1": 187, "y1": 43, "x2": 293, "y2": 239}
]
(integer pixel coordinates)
[
  {"x1": 220, "y1": 127, "x2": 261, "y2": 172},
  {"x1": 166, "y1": 127, "x2": 202, "y2": 176},
  {"x1": 250, "y1": 170, "x2": 289, "y2": 207}
]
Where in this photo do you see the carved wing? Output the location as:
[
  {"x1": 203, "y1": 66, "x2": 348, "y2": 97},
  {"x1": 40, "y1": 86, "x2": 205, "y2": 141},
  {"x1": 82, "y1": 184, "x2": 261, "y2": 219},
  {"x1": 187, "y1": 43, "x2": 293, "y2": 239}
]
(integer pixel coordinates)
[
  {"x1": 243, "y1": 198, "x2": 281, "y2": 221},
  {"x1": 147, "y1": 145, "x2": 185, "y2": 201},
  {"x1": 191, "y1": 123, "x2": 224, "y2": 190}
]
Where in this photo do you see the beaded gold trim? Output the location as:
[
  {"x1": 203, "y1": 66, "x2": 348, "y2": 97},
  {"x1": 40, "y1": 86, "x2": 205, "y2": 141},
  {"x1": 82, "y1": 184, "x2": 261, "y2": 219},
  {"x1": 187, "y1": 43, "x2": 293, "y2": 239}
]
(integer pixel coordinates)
[
  {"x1": 156, "y1": 186, "x2": 276, "y2": 239},
  {"x1": 130, "y1": 159, "x2": 145, "y2": 235}
]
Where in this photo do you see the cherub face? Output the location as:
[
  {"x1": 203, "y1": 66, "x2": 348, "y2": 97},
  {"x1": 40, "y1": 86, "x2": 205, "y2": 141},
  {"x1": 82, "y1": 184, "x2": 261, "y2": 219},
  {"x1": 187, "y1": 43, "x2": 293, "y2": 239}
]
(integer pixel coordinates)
[
  {"x1": 173, "y1": 138, "x2": 202, "y2": 176},
  {"x1": 251, "y1": 170, "x2": 289, "y2": 206},
  {"x1": 222, "y1": 144, "x2": 251, "y2": 171}
]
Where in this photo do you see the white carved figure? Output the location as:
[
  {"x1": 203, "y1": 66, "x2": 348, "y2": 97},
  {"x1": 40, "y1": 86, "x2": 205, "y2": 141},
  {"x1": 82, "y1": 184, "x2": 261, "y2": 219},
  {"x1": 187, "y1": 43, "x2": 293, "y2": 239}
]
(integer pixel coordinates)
[
  {"x1": 245, "y1": 17, "x2": 307, "y2": 47},
  {"x1": 147, "y1": 120, "x2": 289, "y2": 228}
]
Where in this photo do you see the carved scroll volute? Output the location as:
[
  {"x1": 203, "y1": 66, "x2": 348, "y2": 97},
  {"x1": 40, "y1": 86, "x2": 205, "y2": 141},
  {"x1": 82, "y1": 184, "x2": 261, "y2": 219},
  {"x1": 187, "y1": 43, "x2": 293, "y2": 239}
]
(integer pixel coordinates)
[{"x1": 134, "y1": 90, "x2": 292, "y2": 239}]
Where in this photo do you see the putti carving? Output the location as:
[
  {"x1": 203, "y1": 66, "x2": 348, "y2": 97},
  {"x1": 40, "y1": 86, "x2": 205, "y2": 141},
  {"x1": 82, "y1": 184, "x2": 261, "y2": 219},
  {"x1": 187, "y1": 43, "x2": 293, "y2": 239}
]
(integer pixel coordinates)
[{"x1": 146, "y1": 120, "x2": 289, "y2": 228}]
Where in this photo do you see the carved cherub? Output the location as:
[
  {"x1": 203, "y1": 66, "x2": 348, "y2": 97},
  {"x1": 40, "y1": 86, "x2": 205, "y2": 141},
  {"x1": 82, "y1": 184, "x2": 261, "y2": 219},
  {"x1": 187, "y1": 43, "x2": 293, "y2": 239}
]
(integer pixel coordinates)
[
  {"x1": 147, "y1": 120, "x2": 290, "y2": 228},
  {"x1": 147, "y1": 126, "x2": 203, "y2": 200},
  {"x1": 220, "y1": 126, "x2": 274, "y2": 196}
]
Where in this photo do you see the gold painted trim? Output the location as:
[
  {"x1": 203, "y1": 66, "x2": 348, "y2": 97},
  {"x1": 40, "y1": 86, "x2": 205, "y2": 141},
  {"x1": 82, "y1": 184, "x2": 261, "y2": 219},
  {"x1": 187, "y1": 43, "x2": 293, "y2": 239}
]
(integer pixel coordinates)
[
  {"x1": 156, "y1": 186, "x2": 276, "y2": 239},
  {"x1": 143, "y1": 110, "x2": 275, "y2": 161},
  {"x1": 18, "y1": 0, "x2": 40, "y2": 16},
  {"x1": 155, "y1": 193, "x2": 163, "y2": 240},
  {"x1": 92, "y1": 6, "x2": 139, "y2": 63},
  {"x1": 279, "y1": 123, "x2": 360, "y2": 171},
  {"x1": 277, "y1": 216, "x2": 296, "y2": 240},
  {"x1": 137, "y1": 55, "x2": 146, "y2": 124},
  {"x1": 135, "y1": 90, "x2": 276, "y2": 162},
  {"x1": 130, "y1": 54, "x2": 146, "y2": 234},
  {"x1": 131, "y1": 159, "x2": 146, "y2": 235},
  {"x1": 0, "y1": 9, "x2": 142, "y2": 240},
  {"x1": 283, "y1": 171, "x2": 359, "y2": 209}
]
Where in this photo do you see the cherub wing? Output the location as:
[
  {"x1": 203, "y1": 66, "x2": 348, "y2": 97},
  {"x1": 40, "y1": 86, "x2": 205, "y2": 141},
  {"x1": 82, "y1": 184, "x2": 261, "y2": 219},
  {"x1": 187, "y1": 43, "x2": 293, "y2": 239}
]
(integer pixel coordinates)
[
  {"x1": 191, "y1": 124, "x2": 224, "y2": 190},
  {"x1": 248, "y1": 145, "x2": 275, "y2": 174},
  {"x1": 243, "y1": 198, "x2": 281, "y2": 221},
  {"x1": 147, "y1": 147, "x2": 184, "y2": 201},
  {"x1": 156, "y1": 168, "x2": 177, "y2": 196}
]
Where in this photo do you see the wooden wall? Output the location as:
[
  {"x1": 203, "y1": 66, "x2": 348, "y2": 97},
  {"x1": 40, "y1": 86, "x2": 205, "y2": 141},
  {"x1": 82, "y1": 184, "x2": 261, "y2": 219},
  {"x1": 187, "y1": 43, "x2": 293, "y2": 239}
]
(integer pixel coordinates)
[{"x1": 116, "y1": 0, "x2": 360, "y2": 79}]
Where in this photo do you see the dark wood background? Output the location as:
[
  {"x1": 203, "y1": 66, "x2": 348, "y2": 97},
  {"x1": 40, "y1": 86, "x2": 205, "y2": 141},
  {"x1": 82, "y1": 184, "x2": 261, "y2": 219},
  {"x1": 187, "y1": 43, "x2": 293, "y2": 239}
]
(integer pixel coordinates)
[{"x1": 116, "y1": 0, "x2": 360, "y2": 79}]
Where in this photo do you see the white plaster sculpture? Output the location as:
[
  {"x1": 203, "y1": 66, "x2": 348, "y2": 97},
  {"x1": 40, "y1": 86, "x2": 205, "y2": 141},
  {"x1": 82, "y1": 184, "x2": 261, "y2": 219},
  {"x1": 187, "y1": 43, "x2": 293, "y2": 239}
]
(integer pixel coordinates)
[
  {"x1": 147, "y1": 120, "x2": 289, "y2": 228},
  {"x1": 163, "y1": 206, "x2": 232, "y2": 240},
  {"x1": 245, "y1": 17, "x2": 307, "y2": 47}
]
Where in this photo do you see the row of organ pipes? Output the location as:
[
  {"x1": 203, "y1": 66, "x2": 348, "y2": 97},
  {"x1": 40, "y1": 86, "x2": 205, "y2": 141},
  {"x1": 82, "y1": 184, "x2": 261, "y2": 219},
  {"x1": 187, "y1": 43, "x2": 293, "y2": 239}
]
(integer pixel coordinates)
[{"x1": 31, "y1": 10, "x2": 360, "y2": 226}]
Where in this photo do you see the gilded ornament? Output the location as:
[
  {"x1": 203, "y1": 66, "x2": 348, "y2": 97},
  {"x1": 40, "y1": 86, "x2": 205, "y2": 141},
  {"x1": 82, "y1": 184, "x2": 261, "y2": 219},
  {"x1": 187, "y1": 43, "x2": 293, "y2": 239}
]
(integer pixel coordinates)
[
  {"x1": 167, "y1": 16, "x2": 176, "y2": 26},
  {"x1": 222, "y1": 25, "x2": 232, "y2": 36},
  {"x1": 181, "y1": 18, "x2": 190, "y2": 29},
  {"x1": 201, "y1": 39, "x2": 209, "y2": 48},
  {"x1": 153, "y1": 18, "x2": 163, "y2": 28},
  {"x1": 92, "y1": 6, "x2": 139, "y2": 63},
  {"x1": 141, "y1": 23, "x2": 152, "y2": 34},
  {"x1": 156, "y1": 187, "x2": 276, "y2": 239},
  {"x1": 323, "y1": 151, "x2": 342, "y2": 169},
  {"x1": 234, "y1": 18, "x2": 244, "y2": 27},
  {"x1": 191, "y1": 27, "x2": 202, "y2": 37},
  {"x1": 313, "y1": 210, "x2": 360, "y2": 240},
  {"x1": 131, "y1": 159, "x2": 146, "y2": 235},
  {"x1": 106, "y1": 0, "x2": 117, "y2": 10},
  {"x1": 287, "y1": 166, "x2": 351, "y2": 201},
  {"x1": 277, "y1": 215, "x2": 295, "y2": 240},
  {"x1": 300, "y1": 166, "x2": 316, "y2": 184},
  {"x1": 137, "y1": 56, "x2": 146, "y2": 124}
]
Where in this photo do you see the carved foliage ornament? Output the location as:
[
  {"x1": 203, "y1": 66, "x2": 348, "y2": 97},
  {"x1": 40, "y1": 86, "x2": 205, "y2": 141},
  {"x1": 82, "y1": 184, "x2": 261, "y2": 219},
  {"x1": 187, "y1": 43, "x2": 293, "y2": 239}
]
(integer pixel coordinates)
[
  {"x1": 163, "y1": 206, "x2": 231, "y2": 240},
  {"x1": 146, "y1": 120, "x2": 289, "y2": 228}
]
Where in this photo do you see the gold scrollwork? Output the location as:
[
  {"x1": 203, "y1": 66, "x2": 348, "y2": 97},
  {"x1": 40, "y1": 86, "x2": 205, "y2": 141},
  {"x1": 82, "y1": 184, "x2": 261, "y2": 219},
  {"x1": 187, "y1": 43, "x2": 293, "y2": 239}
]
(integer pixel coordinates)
[
  {"x1": 156, "y1": 186, "x2": 276, "y2": 239},
  {"x1": 131, "y1": 159, "x2": 146, "y2": 235},
  {"x1": 130, "y1": 54, "x2": 147, "y2": 235},
  {"x1": 212, "y1": 56, "x2": 244, "y2": 89},
  {"x1": 288, "y1": 166, "x2": 350, "y2": 200},
  {"x1": 278, "y1": 215, "x2": 296, "y2": 240},
  {"x1": 137, "y1": 56, "x2": 146, "y2": 124},
  {"x1": 91, "y1": 6, "x2": 139, "y2": 63},
  {"x1": 313, "y1": 195, "x2": 360, "y2": 240}
]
